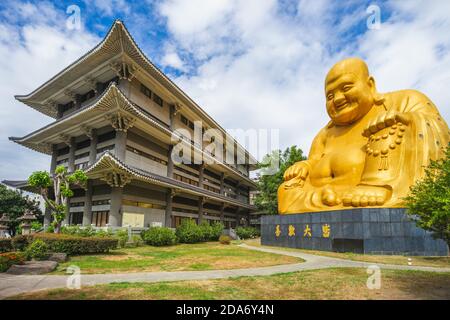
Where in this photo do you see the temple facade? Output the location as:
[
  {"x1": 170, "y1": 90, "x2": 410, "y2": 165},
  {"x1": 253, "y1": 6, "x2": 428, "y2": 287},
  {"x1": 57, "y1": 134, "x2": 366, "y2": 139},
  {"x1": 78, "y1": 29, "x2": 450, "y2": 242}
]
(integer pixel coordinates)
[{"x1": 5, "y1": 20, "x2": 257, "y2": 229}]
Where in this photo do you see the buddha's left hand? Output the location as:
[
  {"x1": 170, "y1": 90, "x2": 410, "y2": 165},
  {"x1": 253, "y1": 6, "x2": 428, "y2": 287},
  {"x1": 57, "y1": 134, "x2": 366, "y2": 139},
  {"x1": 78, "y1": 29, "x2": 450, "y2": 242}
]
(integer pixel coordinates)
[{"x1": 363, "y1": 111, "x2": 412, "y2": 137}]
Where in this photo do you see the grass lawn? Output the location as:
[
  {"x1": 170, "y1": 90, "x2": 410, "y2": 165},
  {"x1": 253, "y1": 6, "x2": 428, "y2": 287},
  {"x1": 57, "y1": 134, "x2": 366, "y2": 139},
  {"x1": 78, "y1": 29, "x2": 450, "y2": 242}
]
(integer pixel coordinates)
[
  {"x1": 52, "y1": 242, "x2": 302, "y2": 274},
  {"x1": 11, "y1": 268, "x2": 450, "y2": 300},
  {"x1": 242, "y1": 238, "x2": 450, "y2": 268}
]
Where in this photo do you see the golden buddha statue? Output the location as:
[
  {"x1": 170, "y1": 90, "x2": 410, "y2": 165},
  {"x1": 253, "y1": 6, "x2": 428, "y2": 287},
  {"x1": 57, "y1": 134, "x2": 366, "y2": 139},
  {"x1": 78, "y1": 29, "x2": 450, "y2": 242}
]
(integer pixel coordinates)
[{"x1": 278, "y1": 58, "x2": 450, "y2": 214}]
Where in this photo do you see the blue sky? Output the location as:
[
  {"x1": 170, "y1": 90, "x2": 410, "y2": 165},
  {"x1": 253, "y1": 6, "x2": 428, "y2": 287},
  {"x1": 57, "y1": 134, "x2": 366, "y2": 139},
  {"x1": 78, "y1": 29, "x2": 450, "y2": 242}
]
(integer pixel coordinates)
[{"x1": 0, "y1": 0, "x2": 449, "y2": 180}]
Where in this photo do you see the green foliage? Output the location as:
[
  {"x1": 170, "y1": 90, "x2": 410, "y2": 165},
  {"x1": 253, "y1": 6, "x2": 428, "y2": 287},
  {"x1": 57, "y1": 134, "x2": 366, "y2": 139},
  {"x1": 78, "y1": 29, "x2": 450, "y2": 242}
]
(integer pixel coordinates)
[
  {"x1": 141, "y1": 227, "x2": 177, "y2": 246},
  {"x1": 175, "y1": 220, "x2": 224, "y2": 243},
  {"x1": 11, "y1": 233, "x2": 117, "y2": 255},
  {"x1": 210, "y1": 221, "x2": 225, "y2": 241},
  {"x1": 236, "y1": 226, "x2": 260, "y2": 239},
  {"x1": 255, "y1": 146, "x2": 306, "y2": 215},
  {"x1": 219, "y1": 235, "x2": 231, "y2": 245},
  {"x1": 404, "y1": 145, "x2": 450, "y2": 247},
  {"x1": 0, "y1": 252, "x2": 26, "y2": 272},
  {"x1": 0, "y1": 184, "x2": 43, "y2": 236},
  {"x1": 131, "y1": 235, "x2": 144, "y2": 247},
  {"x1": 25, "y1": 239, "x2": 49, "y2": 261},
  {"x1": 11, "y1": 235, "x2": 32, "y2": 251},
  {"x1": 175, "y1": 219, "x2": 203, "y2": 243},
  {"x1": 69, "y1": 170, "x2": 88, "y2": 186},
  {"x1": 54, "y1": 165, "x2": 67, "y2": 175},
  {"x1": 31, "y1": 221, "x2": 43, "y2": 231},
  {"x1": 0, "y1": 239, "x2": 12, "y2": 253},
  {"x1": 115, "y1": 229, "x2": 129, "y2": 248},
  {"x1": 28, "y1": 168, "x2": 88, "y2": 234}
]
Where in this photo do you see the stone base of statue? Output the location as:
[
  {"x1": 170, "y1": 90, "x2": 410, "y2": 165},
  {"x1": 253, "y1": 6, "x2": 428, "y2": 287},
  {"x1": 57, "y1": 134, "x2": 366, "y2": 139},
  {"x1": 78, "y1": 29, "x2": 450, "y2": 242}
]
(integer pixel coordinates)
[{"x1": 261, "y1": 208, "x2": 448, "y2": 256}]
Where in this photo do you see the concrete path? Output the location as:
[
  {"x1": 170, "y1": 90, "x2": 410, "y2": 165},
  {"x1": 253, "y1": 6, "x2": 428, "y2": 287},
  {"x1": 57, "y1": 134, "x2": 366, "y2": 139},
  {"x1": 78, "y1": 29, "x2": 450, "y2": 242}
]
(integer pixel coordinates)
[{"x1": 1, "y1": 244, "x2": 449, "y2": 299}]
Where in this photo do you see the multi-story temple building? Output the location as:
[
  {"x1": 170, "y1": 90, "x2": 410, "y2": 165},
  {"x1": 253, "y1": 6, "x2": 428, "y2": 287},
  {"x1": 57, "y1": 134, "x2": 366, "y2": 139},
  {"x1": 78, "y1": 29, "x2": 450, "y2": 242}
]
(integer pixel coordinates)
[{"x1": 4, "y1": 20, "x2": 257, "y2": 229}]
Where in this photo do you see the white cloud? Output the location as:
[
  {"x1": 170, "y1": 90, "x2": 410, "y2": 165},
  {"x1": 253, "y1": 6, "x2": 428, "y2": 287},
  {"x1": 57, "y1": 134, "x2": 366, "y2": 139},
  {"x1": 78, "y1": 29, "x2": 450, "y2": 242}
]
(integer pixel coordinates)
[
  {"x1": 85, "y1": 0, "x2": 130, "y2": 17},
  {"x1": 0, "y1": 1, "x2": 99, "y2": 180},
  {"x1": 161, "y1": 51, "x2": 186, "y2": 71}
]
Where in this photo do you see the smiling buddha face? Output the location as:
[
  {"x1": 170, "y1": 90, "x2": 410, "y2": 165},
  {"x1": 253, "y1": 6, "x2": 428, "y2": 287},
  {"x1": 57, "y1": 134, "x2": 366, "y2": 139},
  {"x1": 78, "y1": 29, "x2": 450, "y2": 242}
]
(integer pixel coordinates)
[
  {"x1": 278, "y1": 57, "x2": 450, "y2": 214},
  {"x1": 325, "y1": 58, "x2": 378, "y2": 126}
]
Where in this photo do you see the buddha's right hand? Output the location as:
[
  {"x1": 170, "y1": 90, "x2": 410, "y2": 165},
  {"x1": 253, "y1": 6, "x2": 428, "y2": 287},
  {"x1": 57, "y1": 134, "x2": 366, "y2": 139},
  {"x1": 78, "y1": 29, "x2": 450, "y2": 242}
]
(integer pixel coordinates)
[{"x1": 283, "y1": 161, "x2": 310, "y2": 183}]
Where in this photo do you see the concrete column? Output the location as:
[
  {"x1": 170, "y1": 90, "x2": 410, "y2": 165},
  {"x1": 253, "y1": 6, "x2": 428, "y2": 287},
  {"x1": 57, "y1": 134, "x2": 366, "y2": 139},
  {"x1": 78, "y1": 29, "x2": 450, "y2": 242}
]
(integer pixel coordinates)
[
  {"x1": 114, "y1": 130, "x2": 127, "y2": 161},
  {"x1": 220, "y1": 173, "x2": 225, "y2": 195},
  {"x1": 167, "y1": 145, "x2": 174, "y2": 178},
  {"x1": 75, "y1": 94, "x2": 82, "y2": 110},
  {"x1": 82, "y1": 180, "x2": 93, "y2": 226},
  {"x1": 50, "y1": 144, "x2": 57, "y2": 174},
  {"x1": 95, "y1": 82, "x2": 103, "y2": 96},
  {"x1": 165, "y1": 189, "x2": 174, "y2": 227},
  {"x1": 43, "y1": 207, "x2": 52, "y2": 227},
  {"x1": 68, "y1": 137, "x2": 75, "y2": 172},
  {"x1": 109, "y1": 186, "x2": 123, "y2": 226},
  {"x1": 88, "y1": 129, "x2": 98, "y2": 165},
  {"x1": 169, "y1": 105, "x2": 176, "y2": 131},
  {"x1": 198, "y1": 163, "x2": 204, "y2": 189},
  {"x1": 57, "y1": 104, "x2": 64, "y2": 119},
  {"x1": 198, "y1": 197, "x2": 204, "y2": 224}
]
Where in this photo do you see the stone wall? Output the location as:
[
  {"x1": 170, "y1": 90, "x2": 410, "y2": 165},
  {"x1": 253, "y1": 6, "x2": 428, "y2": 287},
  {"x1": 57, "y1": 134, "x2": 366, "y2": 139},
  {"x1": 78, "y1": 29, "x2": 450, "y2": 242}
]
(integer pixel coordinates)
[{"x1": 261, "y1": 208, "x2": 448, "y2": 256}]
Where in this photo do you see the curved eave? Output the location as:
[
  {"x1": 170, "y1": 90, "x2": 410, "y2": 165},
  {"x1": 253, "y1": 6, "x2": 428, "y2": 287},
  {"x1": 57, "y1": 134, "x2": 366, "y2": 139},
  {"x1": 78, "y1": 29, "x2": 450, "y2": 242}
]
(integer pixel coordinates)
[
  {"x1": 1, "y1": 180, "x2": 40, "y2": 194},
  {"x1": 14, "y1": 19, "x2": 257, "y2": 165},
  {"x1": 11, "y1": 83, "x2": 257, "y2": 187},
  {"x1": 14, "y1": 20, "x2": 123, "y2": 116},
  {"x1": 86, "y1": 152, "x2": 256, "y2": 210}
]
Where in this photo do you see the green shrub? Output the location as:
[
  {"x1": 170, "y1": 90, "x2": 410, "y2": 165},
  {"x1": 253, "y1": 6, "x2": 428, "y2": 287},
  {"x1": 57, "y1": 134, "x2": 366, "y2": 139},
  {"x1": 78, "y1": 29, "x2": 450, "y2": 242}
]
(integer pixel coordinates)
[
  {"x1": 236, "y1": 226, "x2": 260, "y2": 239},
  {"x1": 25, "y1": 239, "x2": 49, "y2": 260},
  {"x1": 115, "y1": 229, "x2": 129, "y2": 248},
  {"x1": 210, "y1": 222, "x2": 225, "y2": 241},
  {"x1": 0, "y1": 239, "x2": 12, "y2": 253},
  {"x1": 141, "y1": 227, "x2": 177, "y2": 246},
  {"x1": 132, "y1": 235, "x2": 143, "y2": 247},
  {"x1": 199, "y1": 221, "x2": 214, "y2": 242},
  {"x1": 176, "y1": 219, "x2": 203, "y2": 243},
  {"x1": 0, "y1": 252, "x2": 26, "y2": 272},
  {"x1": 11, "y1": 235, "x2": 32, "y2": 251},
  {"x1": 25, "y1": 233, "x2": 117, "y2": 255},
  {"x1": 219, "y1": 235, "x2": 231, "y2": 245}
]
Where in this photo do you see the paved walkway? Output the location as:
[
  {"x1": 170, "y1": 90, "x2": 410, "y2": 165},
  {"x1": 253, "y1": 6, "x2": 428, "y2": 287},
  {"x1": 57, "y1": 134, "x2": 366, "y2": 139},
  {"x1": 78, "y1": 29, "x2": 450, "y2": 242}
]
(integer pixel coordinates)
[{"x1": 1, "y1": 244, "x2": 449, "y2": 299}]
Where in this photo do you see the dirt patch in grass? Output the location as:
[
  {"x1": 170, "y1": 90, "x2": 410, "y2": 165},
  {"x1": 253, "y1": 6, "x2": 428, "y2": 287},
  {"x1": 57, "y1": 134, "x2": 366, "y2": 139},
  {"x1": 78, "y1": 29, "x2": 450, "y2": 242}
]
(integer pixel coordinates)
[
  {"x1": 243, "y1": 238, "x2": 450, "y2": 268},
  {"x1": 11, "y1": 268, "x2": 450, "y2": 300}
]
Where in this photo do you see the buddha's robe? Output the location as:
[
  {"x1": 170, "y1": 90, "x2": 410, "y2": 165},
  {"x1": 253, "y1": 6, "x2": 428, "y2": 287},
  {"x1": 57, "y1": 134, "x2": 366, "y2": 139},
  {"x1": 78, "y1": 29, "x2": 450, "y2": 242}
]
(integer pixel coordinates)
[{"x1": 278, "y1": 90, "x2": 450, "y2": 214}]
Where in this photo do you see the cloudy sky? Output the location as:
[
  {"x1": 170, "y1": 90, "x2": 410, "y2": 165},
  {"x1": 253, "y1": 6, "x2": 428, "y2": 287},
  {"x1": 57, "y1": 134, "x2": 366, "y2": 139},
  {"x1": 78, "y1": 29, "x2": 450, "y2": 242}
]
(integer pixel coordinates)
[{"x1": 0, "y1": 0, "x2": 449, "y2": 180}]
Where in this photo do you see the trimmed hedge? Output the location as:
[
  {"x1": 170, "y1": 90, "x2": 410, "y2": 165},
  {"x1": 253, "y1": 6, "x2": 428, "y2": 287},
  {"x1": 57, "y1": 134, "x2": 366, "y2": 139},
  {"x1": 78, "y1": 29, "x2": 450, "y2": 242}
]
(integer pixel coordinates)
[
  {"x1": 11, "y1": 233, "x2": 118, "y2": 255},
  {"x1": 176, "y1": 220, "x2": 225, "y2": 244},
  {"x1": 0, "y1": 239, "x2": 12, "y2": 253},
  {"x1": 0, "y1": 252, "x2": 26, "y2": 272},
  {"x1": 25, "y1": 239, "x2": 49, "y2": 260},
  {"x1": 141, "y1": 227, "x2": 177, "y2": 246}
]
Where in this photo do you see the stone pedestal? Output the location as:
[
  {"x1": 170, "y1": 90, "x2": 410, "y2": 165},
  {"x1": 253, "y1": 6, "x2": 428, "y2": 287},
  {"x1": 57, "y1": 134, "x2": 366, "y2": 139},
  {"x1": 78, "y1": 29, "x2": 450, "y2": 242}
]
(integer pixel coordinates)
[{"x1": 261, "y1": 208, "x2": 448, "y2": 256}]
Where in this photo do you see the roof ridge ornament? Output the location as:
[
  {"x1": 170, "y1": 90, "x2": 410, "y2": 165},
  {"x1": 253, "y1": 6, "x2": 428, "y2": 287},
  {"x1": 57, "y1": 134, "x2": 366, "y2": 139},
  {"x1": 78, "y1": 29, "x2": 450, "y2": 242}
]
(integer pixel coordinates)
[
  {"x1": 81, "y1": 124, "x2": 94, "y2": 139},
  {"x1": 64, "y1": 89, "x2": 77, "y2": 103},
  {"x1": 109, "y1": 60, "x2": 139, "y2": 82},
  {"x1": 105, "y1": 112, "x2": 136, "y2": 132},
  {"x1": 101, "y1": 171, "x2": 132, "y2": 187},
  {"x1": 84, "y1": 76, "x2": 98, "y2": 94},
  {"x1": 59, "y1": 134, "x2": 72, "y2": 147}
]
